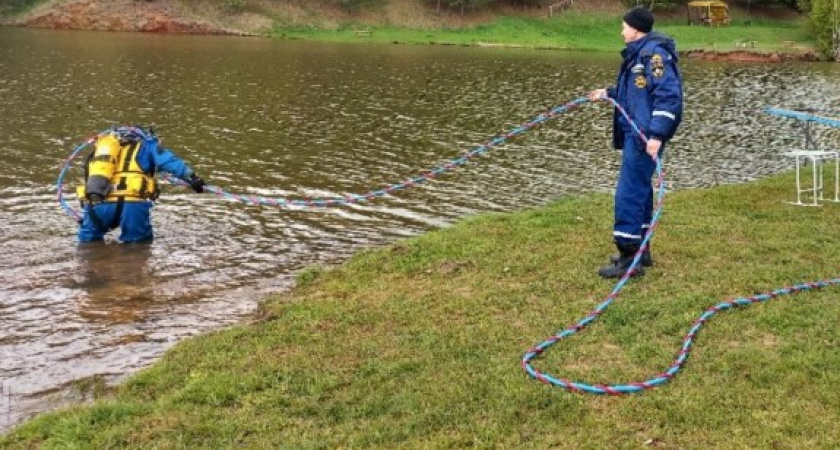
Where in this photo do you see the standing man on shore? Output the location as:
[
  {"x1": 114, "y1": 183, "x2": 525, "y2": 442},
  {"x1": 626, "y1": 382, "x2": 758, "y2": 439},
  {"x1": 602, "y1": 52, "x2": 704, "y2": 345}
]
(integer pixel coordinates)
[{"x1": 588, "y1": 6, "x2": 683, "y2": 278}]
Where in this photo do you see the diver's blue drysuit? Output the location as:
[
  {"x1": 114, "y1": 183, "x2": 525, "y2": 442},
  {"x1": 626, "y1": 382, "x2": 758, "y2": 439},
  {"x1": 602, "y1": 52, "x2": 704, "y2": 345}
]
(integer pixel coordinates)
[{"x1": 78, "y1": 130, "x2": 198, "y2": 243}]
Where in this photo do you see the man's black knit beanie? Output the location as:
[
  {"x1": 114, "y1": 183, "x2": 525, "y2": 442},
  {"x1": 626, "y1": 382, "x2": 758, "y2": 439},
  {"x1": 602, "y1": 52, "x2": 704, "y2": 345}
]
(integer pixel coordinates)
[{"x1": 623, "y1": 6, "x2": 654, "y2": 33}]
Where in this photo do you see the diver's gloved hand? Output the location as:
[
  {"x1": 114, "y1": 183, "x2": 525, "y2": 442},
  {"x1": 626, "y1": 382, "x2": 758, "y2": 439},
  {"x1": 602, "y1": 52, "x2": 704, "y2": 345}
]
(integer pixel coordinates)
[{"x1": 188, "y1": 173, "x2": 206, "y2": 193}]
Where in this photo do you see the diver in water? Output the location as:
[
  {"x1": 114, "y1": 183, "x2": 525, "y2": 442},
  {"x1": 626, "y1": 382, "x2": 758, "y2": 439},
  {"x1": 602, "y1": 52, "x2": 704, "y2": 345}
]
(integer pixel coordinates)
[{"x1": 76, "y1": 126, "x2": 207, "y2": 243}]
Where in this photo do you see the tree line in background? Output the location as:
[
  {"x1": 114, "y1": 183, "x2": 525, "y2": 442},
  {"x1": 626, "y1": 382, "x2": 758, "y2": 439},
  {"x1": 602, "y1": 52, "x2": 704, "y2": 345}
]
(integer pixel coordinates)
[{"x1": 806, "y1": 0, "x2": 839, "y2": 59}]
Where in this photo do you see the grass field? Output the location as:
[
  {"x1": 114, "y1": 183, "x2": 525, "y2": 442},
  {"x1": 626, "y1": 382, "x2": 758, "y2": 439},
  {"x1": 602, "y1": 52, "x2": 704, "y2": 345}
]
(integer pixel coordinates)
[{"x1": 271, "y1": 12, "x2": 815, "y2": 54}]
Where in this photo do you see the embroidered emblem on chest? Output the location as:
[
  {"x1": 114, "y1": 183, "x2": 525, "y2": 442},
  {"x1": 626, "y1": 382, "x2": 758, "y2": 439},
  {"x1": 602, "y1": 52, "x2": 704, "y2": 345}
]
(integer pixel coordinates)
[{"x1": 634, "y1": 75, "x2": 647, "y2": 88}]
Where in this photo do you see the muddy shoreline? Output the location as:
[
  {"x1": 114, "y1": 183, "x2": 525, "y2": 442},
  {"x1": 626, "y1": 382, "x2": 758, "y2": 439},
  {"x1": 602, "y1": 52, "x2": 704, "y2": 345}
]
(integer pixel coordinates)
[
  {"x1": 1, "y1": 0, "x2": 248, "y2": 35},
  {"x1": 682, "y1": 49, "x2": 819, "y2": 62}
]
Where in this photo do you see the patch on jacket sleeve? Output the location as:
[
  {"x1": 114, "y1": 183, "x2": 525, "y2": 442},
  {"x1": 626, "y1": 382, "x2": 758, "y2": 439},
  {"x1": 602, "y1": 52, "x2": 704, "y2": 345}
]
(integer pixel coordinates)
[{"x1": 650, "y1": 53, "x2": 665, "y2": 78}]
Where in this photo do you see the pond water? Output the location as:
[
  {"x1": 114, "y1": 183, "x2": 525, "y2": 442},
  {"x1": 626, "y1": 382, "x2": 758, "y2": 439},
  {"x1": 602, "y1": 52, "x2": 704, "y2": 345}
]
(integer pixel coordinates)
[{"x1": 1, "y1": 27, "x2": 838, "y2": 432}]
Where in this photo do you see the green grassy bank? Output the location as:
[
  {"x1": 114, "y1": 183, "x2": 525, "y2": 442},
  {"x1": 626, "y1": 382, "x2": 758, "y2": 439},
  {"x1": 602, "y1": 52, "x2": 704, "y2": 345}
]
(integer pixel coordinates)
[
  {"x1": 274, "y1": 13, "x2": 815, "y2": 54},
  {"x1": 0, "y1": 0, "x2": 43, "y2": 17},
  {"x1": 4, "y1": 170, "x2": 840, "y2": 448}
]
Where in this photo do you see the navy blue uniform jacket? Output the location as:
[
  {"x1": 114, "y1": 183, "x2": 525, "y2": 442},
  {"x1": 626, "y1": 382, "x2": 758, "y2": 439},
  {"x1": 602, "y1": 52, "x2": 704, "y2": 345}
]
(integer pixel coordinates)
[{"x1": 607, "y1": 31, "x2": 683, "y2": 149}]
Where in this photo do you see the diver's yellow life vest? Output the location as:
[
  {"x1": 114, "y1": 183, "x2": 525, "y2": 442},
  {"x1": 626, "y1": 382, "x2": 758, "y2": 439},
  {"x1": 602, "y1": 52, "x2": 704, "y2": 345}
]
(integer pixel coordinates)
[{"x1": 76, "y1": 132, "x2": 158, "y2": 204}]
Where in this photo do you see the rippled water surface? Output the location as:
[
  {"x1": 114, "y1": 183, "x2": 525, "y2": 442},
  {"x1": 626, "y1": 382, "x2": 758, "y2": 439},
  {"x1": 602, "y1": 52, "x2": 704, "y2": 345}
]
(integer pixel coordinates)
[{"x1": 1, "y1": 27, "x2": 839, "y2": 431}]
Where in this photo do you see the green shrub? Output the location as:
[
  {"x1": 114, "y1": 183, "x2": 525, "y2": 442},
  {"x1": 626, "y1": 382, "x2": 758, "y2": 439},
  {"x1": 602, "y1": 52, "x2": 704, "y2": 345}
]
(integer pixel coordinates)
[{"x1": 807, "y1": 0, "x2": 839, "y2": 59}]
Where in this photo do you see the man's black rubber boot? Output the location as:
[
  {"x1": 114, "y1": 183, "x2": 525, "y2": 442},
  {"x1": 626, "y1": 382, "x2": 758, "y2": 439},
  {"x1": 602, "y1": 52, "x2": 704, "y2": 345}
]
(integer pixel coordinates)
[
  {"x1": 599, "y1": 242, "x2": 645, "y2": 279},
  {"x1": 610, "y1": 248, "x2": 653, "y2": 267}
]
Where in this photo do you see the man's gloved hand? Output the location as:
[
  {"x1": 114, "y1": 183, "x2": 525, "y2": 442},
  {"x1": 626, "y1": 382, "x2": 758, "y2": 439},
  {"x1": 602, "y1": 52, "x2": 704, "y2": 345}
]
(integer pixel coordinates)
[{"x1": 188, "y1": 173, "x2": 206, "y2": 193}]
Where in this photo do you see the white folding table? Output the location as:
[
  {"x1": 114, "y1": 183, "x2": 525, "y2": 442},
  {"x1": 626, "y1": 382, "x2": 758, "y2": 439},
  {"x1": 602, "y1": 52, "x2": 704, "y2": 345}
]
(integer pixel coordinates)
[{"x1": 782, "y1": 150, "x2": 840, "y2": 206}]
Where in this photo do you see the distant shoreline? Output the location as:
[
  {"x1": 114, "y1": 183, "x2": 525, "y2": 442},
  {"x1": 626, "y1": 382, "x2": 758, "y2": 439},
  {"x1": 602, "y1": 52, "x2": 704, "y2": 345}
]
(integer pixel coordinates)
[{"x1": 1, "y1": 0, "x2": 822, "y2": 62}]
